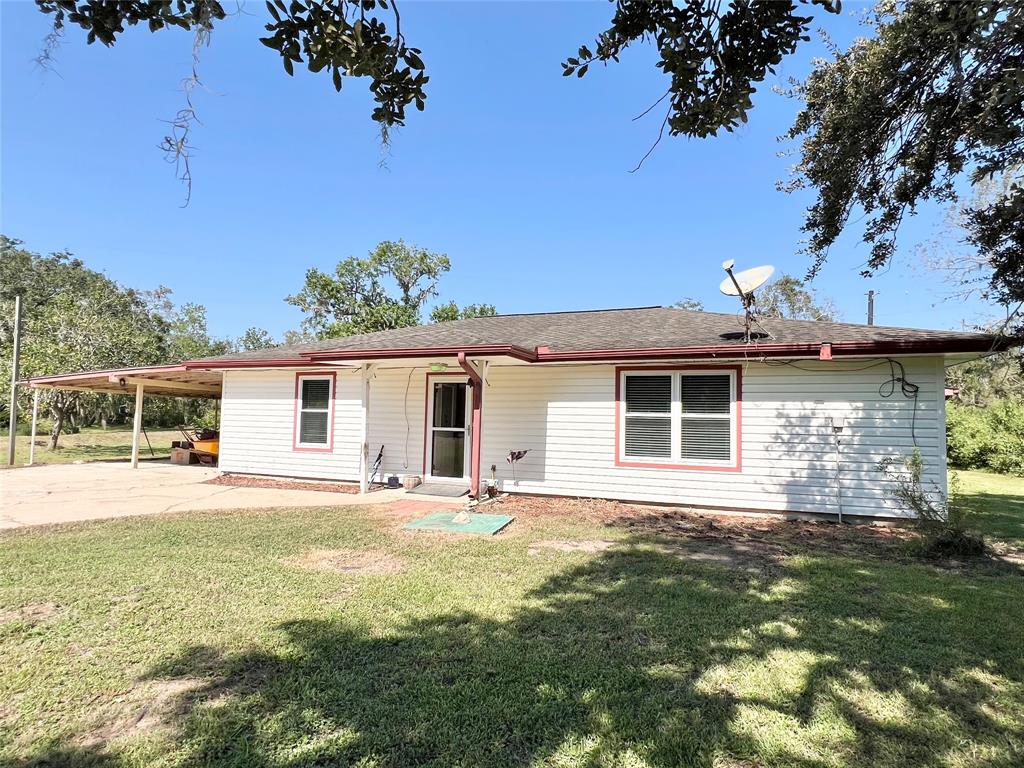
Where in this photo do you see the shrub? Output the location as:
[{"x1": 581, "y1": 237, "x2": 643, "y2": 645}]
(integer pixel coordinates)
[
  {"x1": 877, "y1": 450, "x2": 986, "y2": 558},
  {"x1": 947, "y1": 398, "x2": 1024, "y2": 477},
  {"x1": 985, "y1": 398, "x2": 1024, "y2": 476}
]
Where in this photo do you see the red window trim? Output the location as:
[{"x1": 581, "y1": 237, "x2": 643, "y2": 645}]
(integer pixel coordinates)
[
  {"x1": 614, "y1": 364, "x2": 743, "y2": 472},
  {"x1": 421, "y1": 371, "x2": 471, "y2": 477},
  {"x1": 293, "y1": 370, "x2": 337, "y2": 453}
]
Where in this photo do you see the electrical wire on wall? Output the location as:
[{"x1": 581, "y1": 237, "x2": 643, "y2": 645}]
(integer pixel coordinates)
[
  {"x1": 761, "y1": 357, "x2": 921, "y2": 447},
  {"x1": 402, "y1": 366, "x2": 419, "y2": 470}
]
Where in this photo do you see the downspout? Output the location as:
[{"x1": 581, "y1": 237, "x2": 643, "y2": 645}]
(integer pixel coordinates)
[{"x1": 457, "y1": 352, "x2": 483, "y2": 499}]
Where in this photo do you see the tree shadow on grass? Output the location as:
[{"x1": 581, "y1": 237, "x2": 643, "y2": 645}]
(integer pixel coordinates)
[
  {"x1": 11, "y1": 540, "x2": 1024, "y2": 767},
  {"x1": 966, "y1": 491, "x2": 1024, "y2": 547}
]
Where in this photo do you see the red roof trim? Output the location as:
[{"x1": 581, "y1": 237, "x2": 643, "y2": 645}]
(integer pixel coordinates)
[
  {"x1": 534, "y1": 337, "x2": 1003, "y2": 362},
  {"x1": 301, "y1": 344, "x2": 538, "y2": 363},
  {"x1": 177, "y1": 334, "x2": 1005, "y2": 370},
  {"x1": 183, "y1": 358, "x2": 330, "y2": 370},
  {"x1": 25, "y1": 364, "x2": 190, "y2": 385}
]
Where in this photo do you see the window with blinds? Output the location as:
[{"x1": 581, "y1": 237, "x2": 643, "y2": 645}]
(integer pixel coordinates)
[
  {"x1": 620, "y1": 370, "x2": 737, "y2": 467},
  {"x1": 297, "y1": 376, "x2": 332, "y2": 447},
  {"x1": 624, "y1": 375, "x2": 672, "y2": 457}
]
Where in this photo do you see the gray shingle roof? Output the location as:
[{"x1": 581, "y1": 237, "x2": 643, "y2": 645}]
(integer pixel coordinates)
[{"x1": 189, "y1": 306, "x2": 1002, "y2": 364}]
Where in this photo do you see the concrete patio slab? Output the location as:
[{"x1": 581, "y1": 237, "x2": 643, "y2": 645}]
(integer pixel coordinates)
[{"x1": 0, "y1": 462, "x2": 460, "y2": 530}]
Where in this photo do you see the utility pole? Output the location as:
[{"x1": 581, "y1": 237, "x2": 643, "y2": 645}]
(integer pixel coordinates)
[
  {"x1": 866, "y1": 290, "x2": 875, "y2": 326},
  {"x1": 7, "y1": 295, "x2": 22, "y2": 466}
]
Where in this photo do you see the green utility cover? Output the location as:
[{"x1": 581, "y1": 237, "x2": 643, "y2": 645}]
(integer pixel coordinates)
[{"x1": 403, "y1": 511, "x2": 514, "y2": 536}]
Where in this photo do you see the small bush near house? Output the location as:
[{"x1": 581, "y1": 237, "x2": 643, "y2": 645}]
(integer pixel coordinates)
[
  {"x1": 946, "y1": 398, "x2": 1024, "y2": 477},
  {"x1": 878, "y1": 450, "x2": 986, "y2": 557}
]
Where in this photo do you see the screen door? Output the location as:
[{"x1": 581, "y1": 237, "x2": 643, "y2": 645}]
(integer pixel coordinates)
[{"x1": 429, "y1": 381, "x2": 468, "y2": 478}]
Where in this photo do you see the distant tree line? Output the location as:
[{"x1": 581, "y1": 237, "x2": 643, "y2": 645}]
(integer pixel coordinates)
[
  {"x1": 1, "y1": 236, "x2": 492, "y2": 449},
  {"x1": 0, "y1": 236, "x2": 282, "y2": 448}
]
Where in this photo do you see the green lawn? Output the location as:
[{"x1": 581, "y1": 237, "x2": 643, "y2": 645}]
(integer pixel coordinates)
[
  {"x1": 956, "y1": 469, "x2": 1024, "y2": 547},
  {"x1": 0, "y1": 426, "x2": 177, "y2": 467},
  {"x1": 1, "y1": 475, "x2": 1022, "y2": 767}
]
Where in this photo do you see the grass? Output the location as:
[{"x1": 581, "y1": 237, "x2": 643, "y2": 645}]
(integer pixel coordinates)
[
  {"x1": 1, "y1": 475, "x2": 1022, "y2": 767},
  {"x1": 0, "y1": 426, "x2": 178, "y2": 467},
  {"x1": 956, "y1": 469, "x2": 1024, "y2": 547}
]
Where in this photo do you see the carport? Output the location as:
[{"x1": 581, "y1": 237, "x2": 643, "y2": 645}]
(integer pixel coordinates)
[{"x1": 23, "y1": 365, "x2": 223, "y2": 467}]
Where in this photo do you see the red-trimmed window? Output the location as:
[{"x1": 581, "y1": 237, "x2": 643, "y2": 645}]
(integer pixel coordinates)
[
  {"x1": 618, "y1": 368, "x2": 739, "y2": 469},
  {"x1": 295, "y1": 375, "x2": 334, "y2": 450}
]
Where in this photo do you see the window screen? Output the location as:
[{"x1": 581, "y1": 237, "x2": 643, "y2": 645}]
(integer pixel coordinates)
[
  {"x1": 298, "y1": 378, "x2": 331, "y2": 446},
  {"x1": 624, "y1": 375, "x2": 672, "y2": 458},
  {"x1": 680, "y1": 374, "x2": 731, "y2": 461},
  {"x1": 621, "y1": 370, "x2": 736, "y2": 465}
]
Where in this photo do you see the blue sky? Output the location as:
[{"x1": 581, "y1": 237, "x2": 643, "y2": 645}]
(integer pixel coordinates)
[{"x1": 1, "y1": 0, "x2": 996, "y2": 340}]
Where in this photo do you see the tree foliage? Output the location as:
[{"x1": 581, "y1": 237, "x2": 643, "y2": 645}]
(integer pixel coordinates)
[
  {"x1": 672, "y1": 298, "x2": 706, "y2": 311},
  {"x1": 946, "y1": 349, "x2": 1023, "y2": 408},
  {"x1": 38, "y1": 0, "x2": 837, "y2": 142},
  {"x1": 31, "y1": 0, "x2": 1024, "y2": 328},
  {"x1": 429, "y1": 302, "x2": 497, "y2": 324},
  {"x1": 947, "y1": 398, "x2": 1024, "y2": 477},
  {"x1": 1, "y1": 237, "x2": 170, "y2": 447},
  {"x1": 36, "y1": 0, "x2": 426, "y2": 144},
  {"x1": 238, "y1": 327, "x2": 277, "y2": 351},
  {"x1": 756, "y1": 274, "x2": 837, "y2": 321},
  {"x1": 35, "y1": 0, "x2": 843, "y2": 188},
  {"x1": 1, "y1": 236, "x2": 230, "y2": 448},
  {"x1": 783, "y1": 0, "x2": 1024, "y2": 334},
  {"x1": 564, "y1": 0, "x2": 838, "y2": 145},
  {"x1": 287, "y1": 240, "x2": 453, "y2": 338}
]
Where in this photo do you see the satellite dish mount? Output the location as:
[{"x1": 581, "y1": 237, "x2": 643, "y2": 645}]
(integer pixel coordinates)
[{"x1": 719, "y1": 261, "x2": 775, "y2": 343}]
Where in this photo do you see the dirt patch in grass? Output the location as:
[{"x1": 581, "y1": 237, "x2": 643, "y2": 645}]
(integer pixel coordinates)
[
  {"x1": 0, "y1": 602, "x2": 62, "y2": 625},
  {"x1": 615, "y1": 508, "x2": 915, "y2": 558},
  {"x1": 283, "y1": 549, "x2": 406, "y2": 575},
  {"x1": 528, "y1": 539, "x2": 617, "y2": 555},
  {"x1": 495, "y1": 494, "x2": 1023, "y2": 573},
  {"x1": 494, "y1": 495, "x2": 915, "y2": 558},
  {"x1": 79, "y1": 677, "x2": 204, "y2": 747},
  {"x1": 206, "y1": 474, "x2": 380, "y2": 494}
]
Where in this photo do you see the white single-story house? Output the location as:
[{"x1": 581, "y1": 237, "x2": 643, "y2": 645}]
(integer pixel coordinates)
[{"x1": 24, "y1": 307, "x2": 1007, "y2": 520}]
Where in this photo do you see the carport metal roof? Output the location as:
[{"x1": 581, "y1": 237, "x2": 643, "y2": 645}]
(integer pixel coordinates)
[
  {"x1": 24, "y1": 364, "x2": 222, "y2": 399},
  {"x1": 18, "y1": 365, "x2": 223, "y2": 469}
]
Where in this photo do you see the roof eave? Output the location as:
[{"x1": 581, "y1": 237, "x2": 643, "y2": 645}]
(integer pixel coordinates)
[
  {"x1": 181, "y1": 336, "x2": 1006, "y2": 369},
  {"x1": 183, "y1": 358, "x2": 334, "y2": 370},
  {"x1": 533, "y1": 337, "x2": 1002, "y2": 362},
  {"x1": 300, "y1": 344, "x2": 539, "y2": 363}
]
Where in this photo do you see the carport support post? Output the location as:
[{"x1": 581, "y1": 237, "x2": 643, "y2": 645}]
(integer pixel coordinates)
[
  {"x1": 6, "y1": 295, "x2": 21, "y2": 466},
  {"x1": 457, "y1": 353, "x2": 483, "y2": 499},
  {"x1": 29, "y1": 388, "x2": 40, "y2": 465},
  {"x1": 359, "y1": 366, "x2": 370, "y2": 494},
  {"x1": 130, "y1": 382, "x2": 144, "y2": 469}
]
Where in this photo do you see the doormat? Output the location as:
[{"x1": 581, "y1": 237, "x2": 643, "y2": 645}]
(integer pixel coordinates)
[
  {"x1": 403, "y1": 511, "x2": 514, "y2": 536},
  {"x1": 406, "y1": 483, "x2": 470, "y2": 497}
]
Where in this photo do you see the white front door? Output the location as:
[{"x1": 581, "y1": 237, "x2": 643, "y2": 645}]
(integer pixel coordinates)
[{"x1": 426, "y1": 378, "x2": 470, "y2": 481}]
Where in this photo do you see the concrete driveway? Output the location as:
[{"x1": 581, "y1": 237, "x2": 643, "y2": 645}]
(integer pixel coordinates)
[{"x1": 0, "y1": 461, "x2": 415, "y2": 530}]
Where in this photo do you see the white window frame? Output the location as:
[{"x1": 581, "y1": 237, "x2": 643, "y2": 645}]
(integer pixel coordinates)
[
  {"x1": 424, "y1": 375, "x2": 471, "y2": 481},
  {"x1": 618, "y1": 368, "x2": 738, "y2": 469},
  {"x1": 296, "y1": 374, "x2": 334, "y2": 449}
]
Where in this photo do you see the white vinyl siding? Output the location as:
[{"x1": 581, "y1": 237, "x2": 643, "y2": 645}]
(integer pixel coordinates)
[
  {"x1": 482, "y1": 358, "x2": 947, "y2": 519},
  {"x1": 296, "y1": 376, "x2": 332, "y2": 447},
  {"x1": 365, "y1": 367, "x2": 430, "y2": 480},
  {"x1": 620, "y1": 369, "x2": 737, "y2": 467},
  {"x1": 218, "y1": 369, "x2": 359, "y2": 480},
  {"x1": 215, "y1": 357, "x2": 948, "y2": 519}
]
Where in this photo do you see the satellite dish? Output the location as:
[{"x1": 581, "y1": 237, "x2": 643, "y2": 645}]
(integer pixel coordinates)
[
  {"x1": 718, "y1": 261, "x2": 777, "y2": 344},
  {"x1": 720, "y1": 265, "x2": 775, "y2": 297}
]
